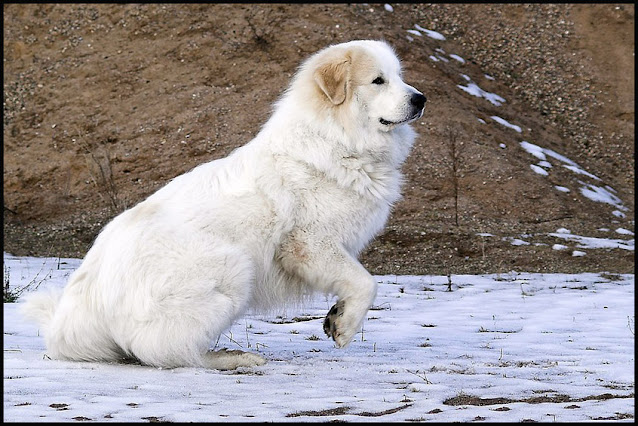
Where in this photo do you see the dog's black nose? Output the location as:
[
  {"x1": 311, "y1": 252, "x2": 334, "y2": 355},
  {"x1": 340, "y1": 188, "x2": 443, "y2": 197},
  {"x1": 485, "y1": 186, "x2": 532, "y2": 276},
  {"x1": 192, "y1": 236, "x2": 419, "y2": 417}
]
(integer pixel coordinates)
[{"x1": 411, "y1": 93, "x2": 427, "y2": 110}]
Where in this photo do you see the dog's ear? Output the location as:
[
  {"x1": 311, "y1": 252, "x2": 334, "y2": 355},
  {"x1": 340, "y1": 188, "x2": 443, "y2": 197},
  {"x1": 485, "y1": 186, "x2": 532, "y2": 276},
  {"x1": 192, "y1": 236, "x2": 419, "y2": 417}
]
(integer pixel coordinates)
[{"x1": 314, "y1": 52, "x2": 351, "y2": 105}]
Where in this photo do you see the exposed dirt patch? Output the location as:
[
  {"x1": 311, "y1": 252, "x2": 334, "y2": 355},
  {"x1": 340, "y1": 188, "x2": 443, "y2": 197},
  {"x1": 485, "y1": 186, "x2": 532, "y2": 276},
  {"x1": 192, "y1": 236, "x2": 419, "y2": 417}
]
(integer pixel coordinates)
[
  {"x1": 286, "y1": 406, "x2": 351, "y2": 418},
  {"x1": 285, "y1": 403, "x2": 413, "y2": 418},
  {"x1": 443, "y1": 392, "x2": 635, "y2": 406},
  {"x1": 3, "y1": 4, "x2": 634, "y2": 274}
]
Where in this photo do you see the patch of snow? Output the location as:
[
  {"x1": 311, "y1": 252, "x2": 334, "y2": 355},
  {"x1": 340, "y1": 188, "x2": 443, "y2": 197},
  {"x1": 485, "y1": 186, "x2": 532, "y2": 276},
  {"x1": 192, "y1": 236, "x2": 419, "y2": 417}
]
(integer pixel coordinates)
[
  {"x1": 517, "y1": 142, "x2": 628, "y2": 214},
  {"x1": 457, "y1": 82, "x2": 506, "y2": 106},
  {"x1": 491, "y1": 116, "x2": 521, "y2": 132},
  {"x1": 414, "y1": 24, "x2": 446, "y2": 40},
  {"x1": 519, "y1": 141, "x2": 601, "y2": 180},
  {"x1": 520, "y1": 141, "x2": 547, "y2": 160},
  {"x1": 563, "y1": 164, "x2": 601, "y2": 180},
  {"x1": 503, "y1": 237, "x2": 530, "y2": 246},
  {"x1": 542, "y1": 148, "x2": 581, "y2": 169},
  {"x1": 449, "y1": 54, "x2": 465, "y2": 63},
  {"x1": 530, "y1": 164, "x2": 548, "y2": 176},
  {"x1": 549, "y1": 232, "x2": 634, "y2": 251},
  {"x1": 615, "y1": 228, "x2": 634, "y2": 236},
  {"x1": 578, "y1": 181, "x2": 626, "y2": 210},
  {"x1": 612, "y1": 210, "x2": 626, "y2": 218}
]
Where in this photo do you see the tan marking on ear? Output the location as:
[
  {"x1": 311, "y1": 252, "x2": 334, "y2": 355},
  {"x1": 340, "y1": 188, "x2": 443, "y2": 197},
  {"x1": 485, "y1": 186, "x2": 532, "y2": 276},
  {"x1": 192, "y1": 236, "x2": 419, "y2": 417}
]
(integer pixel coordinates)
[
  {"x1": 314, "y1": 56, "x2": 350, "y2": 105},
  {"x1": 314, "y1": 45, "x2": 380, "y2": 106}
]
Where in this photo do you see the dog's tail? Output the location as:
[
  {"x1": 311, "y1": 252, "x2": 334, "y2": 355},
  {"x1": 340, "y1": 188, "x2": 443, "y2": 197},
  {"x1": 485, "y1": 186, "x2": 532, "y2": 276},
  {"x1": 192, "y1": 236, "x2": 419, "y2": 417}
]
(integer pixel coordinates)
[{"x1": 19, "y1": 288, "x2": 63, "y2": 330}]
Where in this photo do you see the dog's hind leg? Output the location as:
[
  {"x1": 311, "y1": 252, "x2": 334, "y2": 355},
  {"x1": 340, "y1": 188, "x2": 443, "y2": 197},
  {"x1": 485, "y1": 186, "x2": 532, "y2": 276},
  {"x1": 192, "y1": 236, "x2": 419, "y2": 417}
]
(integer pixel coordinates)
[
  {"x1": 124, "y1": 245, "x2": 263, "y2": 369},
  {"x1": 127, "y1": 308, "x2": 266, "y2": 370}
]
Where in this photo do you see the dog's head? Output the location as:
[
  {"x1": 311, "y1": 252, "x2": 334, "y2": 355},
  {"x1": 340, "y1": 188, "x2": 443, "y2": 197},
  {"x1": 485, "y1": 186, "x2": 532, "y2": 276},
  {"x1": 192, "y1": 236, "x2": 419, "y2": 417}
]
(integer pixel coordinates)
[{"x1": 307, "y1": 40, "x2": 426, "y2": 132}]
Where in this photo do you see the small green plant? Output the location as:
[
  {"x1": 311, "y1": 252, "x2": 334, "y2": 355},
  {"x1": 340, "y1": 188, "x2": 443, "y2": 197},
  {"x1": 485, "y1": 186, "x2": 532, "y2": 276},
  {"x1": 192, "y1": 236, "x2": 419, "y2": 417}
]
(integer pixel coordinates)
[
  {"x1": 3, "y1": 265, "x2": 17, "y2": 303},
  {"x1": 306, "y1": 334, "x2": 320, "y2": 341},
  {"x1": 4, "y1": 264, "x2": 50, "y2": 303}
]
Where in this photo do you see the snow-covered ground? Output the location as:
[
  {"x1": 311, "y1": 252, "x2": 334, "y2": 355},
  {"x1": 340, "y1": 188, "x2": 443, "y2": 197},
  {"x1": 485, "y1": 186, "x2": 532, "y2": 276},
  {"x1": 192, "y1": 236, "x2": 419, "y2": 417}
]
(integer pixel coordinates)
[{"x1": 4, "y1": 253, "x2": 634, "y2": 422}]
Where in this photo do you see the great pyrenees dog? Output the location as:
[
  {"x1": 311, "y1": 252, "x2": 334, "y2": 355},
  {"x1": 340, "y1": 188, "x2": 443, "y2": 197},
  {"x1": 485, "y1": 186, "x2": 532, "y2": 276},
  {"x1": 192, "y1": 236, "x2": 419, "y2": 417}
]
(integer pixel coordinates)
[{"x1": 22, "y1": 40, "x2": 426, "y2": 370}]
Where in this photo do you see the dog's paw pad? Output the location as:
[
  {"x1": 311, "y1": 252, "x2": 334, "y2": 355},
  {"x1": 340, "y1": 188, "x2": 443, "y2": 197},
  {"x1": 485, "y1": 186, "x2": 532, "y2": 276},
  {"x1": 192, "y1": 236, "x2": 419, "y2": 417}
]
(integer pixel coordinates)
[{"x1": 323, "y1": 299, "x2": 345, "y2": 339}]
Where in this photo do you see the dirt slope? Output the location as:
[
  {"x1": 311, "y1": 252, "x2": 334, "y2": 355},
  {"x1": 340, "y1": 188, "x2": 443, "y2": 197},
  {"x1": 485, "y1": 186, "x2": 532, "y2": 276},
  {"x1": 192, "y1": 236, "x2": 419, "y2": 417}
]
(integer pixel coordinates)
[{"x1": 3, "y1": 4, "x2": 634, "y2": 274}]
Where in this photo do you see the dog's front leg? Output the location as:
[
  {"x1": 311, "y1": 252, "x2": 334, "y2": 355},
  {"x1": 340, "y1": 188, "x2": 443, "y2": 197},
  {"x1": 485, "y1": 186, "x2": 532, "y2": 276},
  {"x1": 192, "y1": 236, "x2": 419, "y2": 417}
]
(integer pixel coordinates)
[{"x1": 280, "y1": 235, "x2": 377, "y2": 347}]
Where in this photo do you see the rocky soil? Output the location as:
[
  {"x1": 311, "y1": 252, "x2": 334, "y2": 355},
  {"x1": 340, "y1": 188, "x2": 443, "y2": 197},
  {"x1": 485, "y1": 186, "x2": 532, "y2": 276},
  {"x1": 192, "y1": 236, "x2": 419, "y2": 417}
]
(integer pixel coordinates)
[{"x1": 3, "y1": 3, "x2": 634, "y2": 274}]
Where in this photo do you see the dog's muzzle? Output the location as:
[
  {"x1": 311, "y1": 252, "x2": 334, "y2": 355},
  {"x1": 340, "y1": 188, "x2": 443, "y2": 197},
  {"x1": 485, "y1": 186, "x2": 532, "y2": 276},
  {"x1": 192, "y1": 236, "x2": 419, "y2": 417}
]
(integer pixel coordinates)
[{"x1": 379, "y1": 92, "x2": 427, "y2": 126}]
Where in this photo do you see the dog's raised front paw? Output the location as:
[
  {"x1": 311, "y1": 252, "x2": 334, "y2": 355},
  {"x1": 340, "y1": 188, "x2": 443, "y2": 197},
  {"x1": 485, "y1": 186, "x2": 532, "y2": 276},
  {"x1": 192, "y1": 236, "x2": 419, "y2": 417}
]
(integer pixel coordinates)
[{"x1": 323, "y1": 299, "x2": 347, "y2": 345}]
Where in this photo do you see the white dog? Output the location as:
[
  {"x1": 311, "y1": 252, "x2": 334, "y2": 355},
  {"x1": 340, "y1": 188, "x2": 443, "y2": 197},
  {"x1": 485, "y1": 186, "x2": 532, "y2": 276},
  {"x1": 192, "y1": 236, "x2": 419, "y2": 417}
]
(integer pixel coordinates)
[{"x1": 21, "y1": 40, "x2": 426, "y2": 370}]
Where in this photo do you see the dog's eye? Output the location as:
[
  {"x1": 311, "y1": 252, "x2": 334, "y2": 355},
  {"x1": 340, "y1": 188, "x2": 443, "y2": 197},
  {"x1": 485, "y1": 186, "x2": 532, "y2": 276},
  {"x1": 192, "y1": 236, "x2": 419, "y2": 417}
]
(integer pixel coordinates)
[{"x1": 372, "y1": 76, "x2": 385, "y2": 85}]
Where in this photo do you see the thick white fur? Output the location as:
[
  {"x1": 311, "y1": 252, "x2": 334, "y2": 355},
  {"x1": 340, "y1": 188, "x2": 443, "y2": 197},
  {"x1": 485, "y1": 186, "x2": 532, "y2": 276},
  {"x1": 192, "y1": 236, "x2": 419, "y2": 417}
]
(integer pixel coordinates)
[{"x1": 21, "y1": 40, "x2": 425, "y2": 370}]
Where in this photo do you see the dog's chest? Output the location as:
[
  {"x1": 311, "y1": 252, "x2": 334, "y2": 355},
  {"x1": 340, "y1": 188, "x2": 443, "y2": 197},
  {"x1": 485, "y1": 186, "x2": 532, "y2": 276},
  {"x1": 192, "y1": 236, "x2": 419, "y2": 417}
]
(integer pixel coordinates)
[
  {"x1": 338, "y1": 155, "x2": 400, "y2": 201},
  {"x1": 281, "y1": 155, "x2": 399, "y2": 250}
]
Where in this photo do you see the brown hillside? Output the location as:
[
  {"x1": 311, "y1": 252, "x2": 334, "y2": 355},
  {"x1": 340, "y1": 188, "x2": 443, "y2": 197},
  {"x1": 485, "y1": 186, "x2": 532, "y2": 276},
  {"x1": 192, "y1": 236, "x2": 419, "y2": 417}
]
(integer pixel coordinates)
[{"x1": 3, "y1": 3, "x2": 634, "y2": 274}]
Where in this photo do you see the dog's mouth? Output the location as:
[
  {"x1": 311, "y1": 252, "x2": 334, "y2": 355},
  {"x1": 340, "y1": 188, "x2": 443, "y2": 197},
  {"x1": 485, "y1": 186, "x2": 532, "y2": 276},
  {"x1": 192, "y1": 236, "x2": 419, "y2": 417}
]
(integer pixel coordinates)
[
  {"x1": 379, "y1": 110, "x2": 424, "y2": 127},
  {"x1": 379, "y1": 117, "x2": 412, "y2": 126}
]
